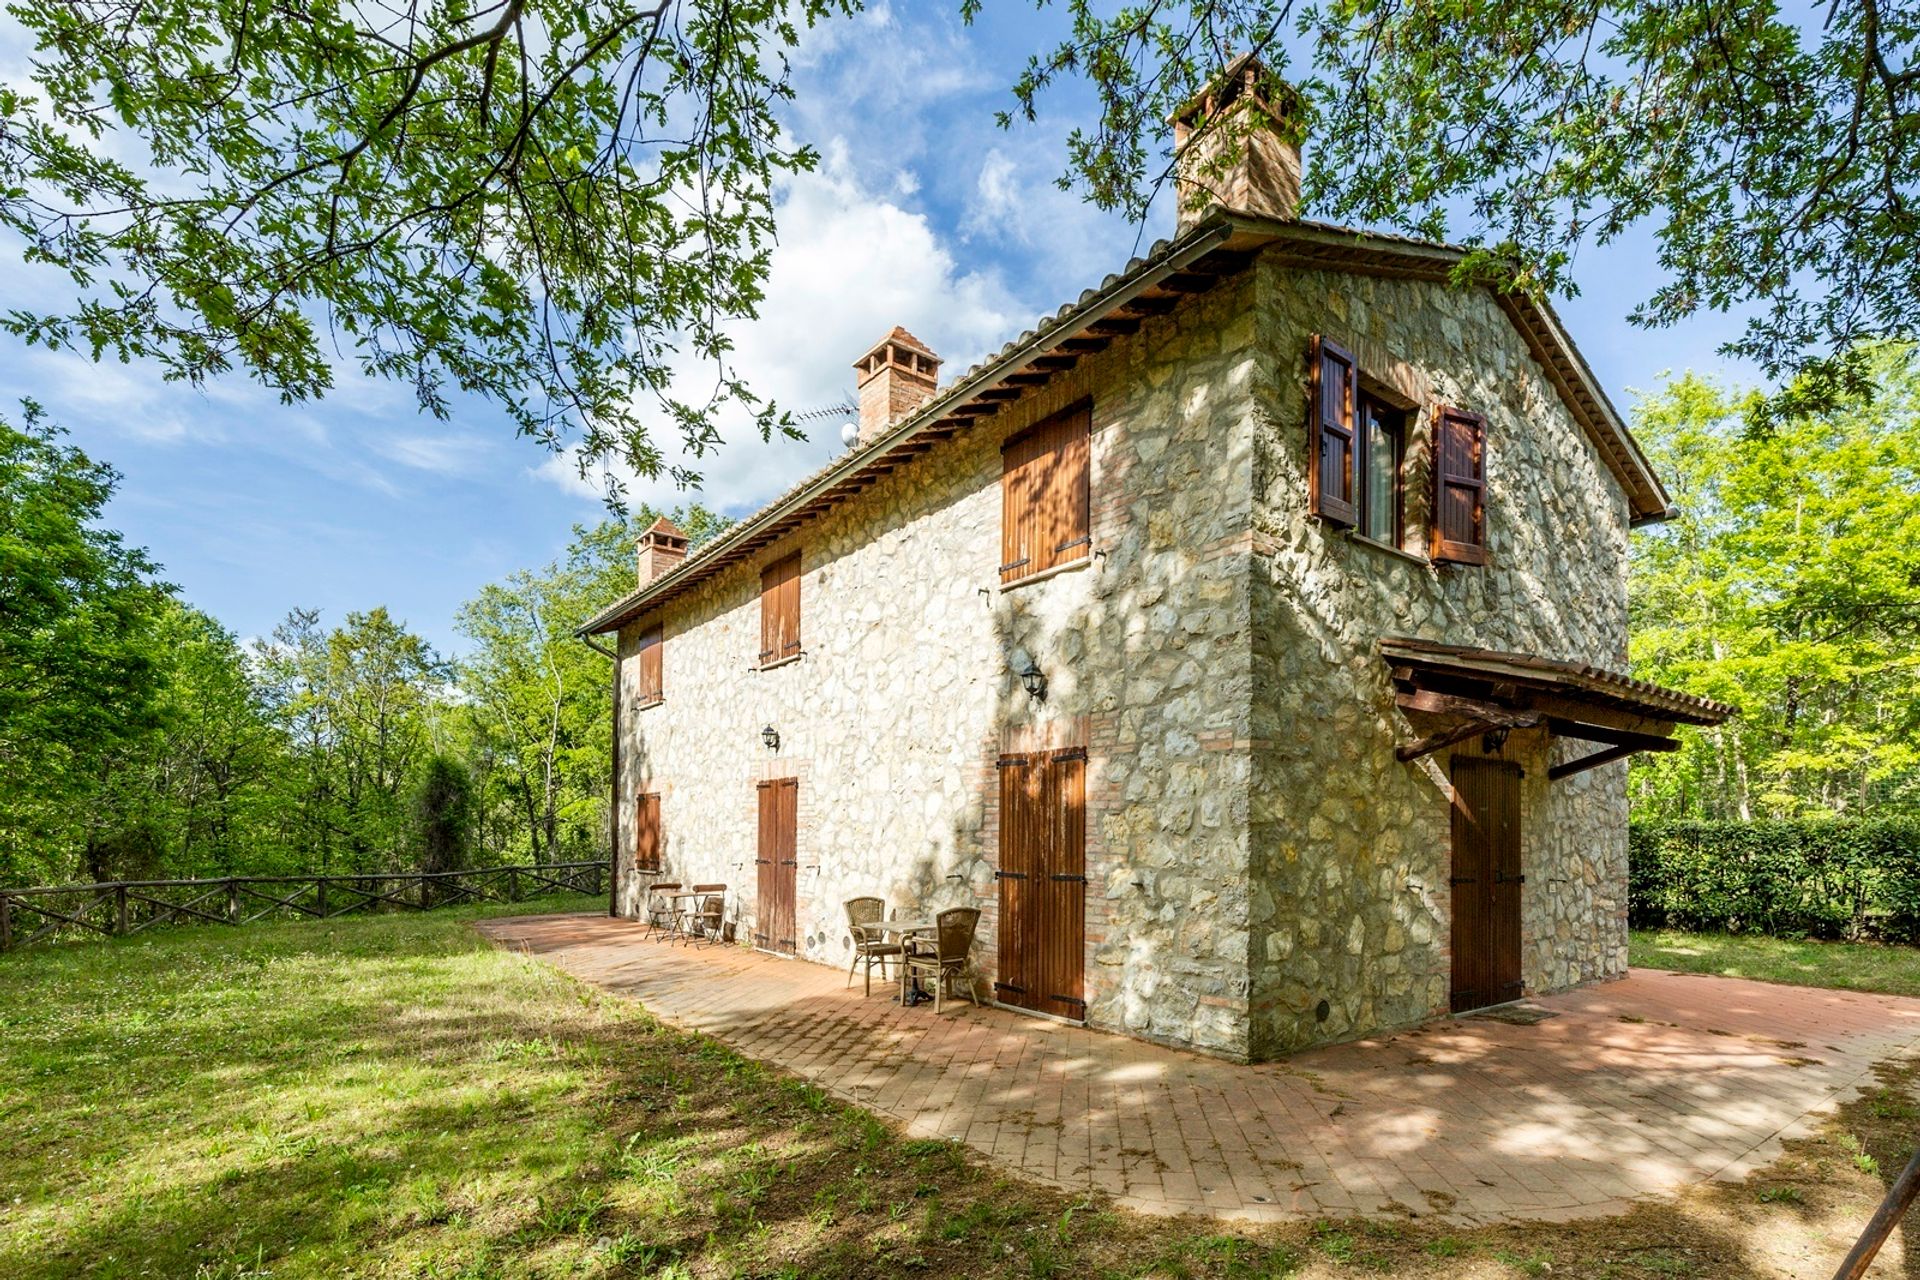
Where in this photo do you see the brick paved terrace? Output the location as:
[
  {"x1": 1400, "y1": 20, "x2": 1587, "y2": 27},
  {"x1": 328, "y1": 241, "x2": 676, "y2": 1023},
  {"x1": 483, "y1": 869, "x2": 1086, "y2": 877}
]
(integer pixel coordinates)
[{"x1": 477, "y1": 913, "x2": 1920, "y2": 1225}]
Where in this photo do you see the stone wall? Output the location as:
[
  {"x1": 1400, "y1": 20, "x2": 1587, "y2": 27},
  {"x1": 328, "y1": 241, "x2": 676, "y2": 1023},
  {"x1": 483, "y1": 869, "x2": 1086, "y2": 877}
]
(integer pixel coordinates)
[
  {"x1": 608, "y1": 245, "x2": 1639, "y2": 1063},
  {"x1": 613, "y1": 271, "x2": 1263, "y2": 1058},
  {"x1": 1244, "y1": 258, "x2": 1635, "y2": 1057}
]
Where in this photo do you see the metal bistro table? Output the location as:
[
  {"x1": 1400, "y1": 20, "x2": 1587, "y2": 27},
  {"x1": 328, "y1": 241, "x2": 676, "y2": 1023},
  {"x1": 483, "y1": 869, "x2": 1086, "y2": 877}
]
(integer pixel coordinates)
[
  {"x1": 658, "y1": 889, "x2": 712, "y2": 945},
  {"x1": 875, "y1": 918, "x2": 938, "y2": 1005}
]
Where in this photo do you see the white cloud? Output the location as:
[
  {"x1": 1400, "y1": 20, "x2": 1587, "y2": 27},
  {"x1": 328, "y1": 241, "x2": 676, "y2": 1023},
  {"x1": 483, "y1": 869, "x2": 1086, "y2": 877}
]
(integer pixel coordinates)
[
  {"x1": 374, "y1": 431, "x2": 494, "y2": 476},
  {"x1": 536, "y1": 141, "x2": 1023, "y2": 515},
  {"x1": 963, "y1": 149, "x2": 1026, "y2": 244}
]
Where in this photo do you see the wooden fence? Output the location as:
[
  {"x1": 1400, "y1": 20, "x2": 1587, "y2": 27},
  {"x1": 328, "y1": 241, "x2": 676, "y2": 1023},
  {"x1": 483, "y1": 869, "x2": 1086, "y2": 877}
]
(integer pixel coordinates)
[{"x1": 0, "y1": 861, "x2": 605, "y2": 952}]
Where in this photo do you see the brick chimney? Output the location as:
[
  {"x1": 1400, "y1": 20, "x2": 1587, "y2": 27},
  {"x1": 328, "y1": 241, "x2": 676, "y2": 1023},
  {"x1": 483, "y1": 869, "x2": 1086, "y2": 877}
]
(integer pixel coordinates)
[
  {"x1": 853, "y1": 327, "x2": 940, "y2": 446},
  {"x1": 1170, "y1": 53, "x2": 1302, "y2": 231},
  {"x1": 635, "y1": 516, "x2": 688, "y2": 585}
]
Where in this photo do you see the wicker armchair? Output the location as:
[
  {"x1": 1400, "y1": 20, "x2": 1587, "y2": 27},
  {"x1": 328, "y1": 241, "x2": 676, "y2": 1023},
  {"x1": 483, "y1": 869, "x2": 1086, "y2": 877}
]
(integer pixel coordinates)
[
  {"x1": 900, "y1": 907, "x2": 982, "y2": 1014},
  {"x1": 844, "y1": 897, "x2": 903, "y2": 995},
  {"x1": 641, "y1": 882, "x2": 681, "y2": 940}
]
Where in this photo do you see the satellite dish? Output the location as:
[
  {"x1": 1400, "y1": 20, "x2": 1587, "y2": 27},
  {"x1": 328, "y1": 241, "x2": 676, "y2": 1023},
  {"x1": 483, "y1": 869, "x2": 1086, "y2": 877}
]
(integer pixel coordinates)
[{"x1": 840, "y1": 420, "x2": 859, "y2": 448}]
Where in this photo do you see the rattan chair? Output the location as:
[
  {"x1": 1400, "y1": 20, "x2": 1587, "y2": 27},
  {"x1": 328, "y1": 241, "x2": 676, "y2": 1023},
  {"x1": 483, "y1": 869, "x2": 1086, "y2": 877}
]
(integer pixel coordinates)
[
  {"x1": 844, "y1": 897, "x2": 903, "y2": 995},
  {"x1": 900, "y1": 907, "x2": 982, "y2": 1014},
  {"x1": 641, "y1": 882, "x2": 681, "y2": 940},
  {"x1": 686, "y1": 884, "x2": 727, "y2": 946}
]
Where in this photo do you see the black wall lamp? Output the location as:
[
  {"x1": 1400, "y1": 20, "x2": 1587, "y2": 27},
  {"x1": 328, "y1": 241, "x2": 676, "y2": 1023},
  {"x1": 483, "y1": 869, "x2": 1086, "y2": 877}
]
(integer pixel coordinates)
[
  {"x1": 761, "y1": 724, "x2": 781, "y2": 752},
  {"x1": 1019, "y1": 660, "x2": 1047, "y2": 702}
]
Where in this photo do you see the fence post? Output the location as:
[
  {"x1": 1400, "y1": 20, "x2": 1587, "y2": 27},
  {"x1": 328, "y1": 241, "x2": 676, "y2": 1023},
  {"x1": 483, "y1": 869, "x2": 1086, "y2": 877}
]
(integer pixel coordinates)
[
  {"x1": 1, "y1": 893, "x2": 11, "y2": 952},
  {"x1": 227, "y1": 878, "x2": 239, "y2": 924},
  {"x1": 317, "y1": 877, "x2": 328, "y2": 918},
  {"x1": 508, "y1": 866, "x2": 520, "y2": 903},
  {"x1": 115, "y1": 884, "x2": 128, "y2": 936}
]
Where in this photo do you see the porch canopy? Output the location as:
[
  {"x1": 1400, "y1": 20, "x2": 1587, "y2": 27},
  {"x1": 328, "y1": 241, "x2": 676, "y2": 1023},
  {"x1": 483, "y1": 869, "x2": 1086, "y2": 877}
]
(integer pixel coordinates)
[{"x1": 1379, "y1": 637, "x2": 1735, "y2": 780}]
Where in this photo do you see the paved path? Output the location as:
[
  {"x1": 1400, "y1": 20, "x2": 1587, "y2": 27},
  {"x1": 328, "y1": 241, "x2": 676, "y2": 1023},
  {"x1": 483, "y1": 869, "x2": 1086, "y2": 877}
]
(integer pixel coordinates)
[{"x1": 477, "y1": 913, "x2": 1920, "y2": 1224}]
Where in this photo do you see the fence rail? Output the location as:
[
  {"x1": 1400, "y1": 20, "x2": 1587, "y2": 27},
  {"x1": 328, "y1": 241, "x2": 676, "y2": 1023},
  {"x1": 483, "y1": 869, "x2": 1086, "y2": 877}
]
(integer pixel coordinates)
[{"x1": 0, "y1": 861, "x2": 605, "y2": 952}]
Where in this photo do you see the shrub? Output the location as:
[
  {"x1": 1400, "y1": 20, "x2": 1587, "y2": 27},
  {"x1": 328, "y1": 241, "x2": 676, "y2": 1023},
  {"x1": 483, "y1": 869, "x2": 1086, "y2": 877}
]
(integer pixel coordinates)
[{"x1": 1629, "y1": 819, "x2": 1920, "y2": 941}]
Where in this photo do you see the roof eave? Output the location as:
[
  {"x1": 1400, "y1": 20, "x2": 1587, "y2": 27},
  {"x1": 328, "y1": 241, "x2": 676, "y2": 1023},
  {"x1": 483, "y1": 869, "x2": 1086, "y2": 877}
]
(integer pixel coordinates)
[{"x1": 576, "y1": 216, "x2": 1245, "y2": 637}]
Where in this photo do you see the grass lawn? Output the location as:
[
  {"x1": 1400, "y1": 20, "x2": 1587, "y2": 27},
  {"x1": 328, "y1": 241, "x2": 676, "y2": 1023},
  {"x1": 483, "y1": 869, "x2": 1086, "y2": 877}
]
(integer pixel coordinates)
[
  {"x1": 2, "y1": 903, "x2": 1915, "y2": 1279},
  {"x1": 1631, "y1": 928, "x2": 1920, "y2": 999}
]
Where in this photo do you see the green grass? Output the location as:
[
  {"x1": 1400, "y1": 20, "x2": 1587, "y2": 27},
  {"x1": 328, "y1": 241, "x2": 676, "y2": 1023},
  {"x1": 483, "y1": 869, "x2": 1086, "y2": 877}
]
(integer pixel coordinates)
[
  {"x1": 1630, "y1": 928, "x2": 1920, "y2": 998},
  {"x1": 2, "y1": 903, "x2": 1909, "y2": 1278}
]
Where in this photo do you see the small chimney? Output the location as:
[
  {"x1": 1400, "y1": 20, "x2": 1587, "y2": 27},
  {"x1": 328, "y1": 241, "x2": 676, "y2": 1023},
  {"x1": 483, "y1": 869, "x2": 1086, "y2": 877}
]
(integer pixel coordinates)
[
  {"x1": 853, "y1": 327, "x2": 941, "y2": 446},
  {"x1": 1170, "y1": 53, "x2": 1302, "y2": 231},
  {"x1": 636, "y1": 516, "x2": 688, "y2": 585}
]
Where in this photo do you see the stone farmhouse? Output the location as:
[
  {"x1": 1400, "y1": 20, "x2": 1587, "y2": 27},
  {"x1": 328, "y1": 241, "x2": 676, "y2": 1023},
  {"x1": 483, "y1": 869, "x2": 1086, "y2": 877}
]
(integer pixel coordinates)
[{"x1": 577, "y1": 57, "x2": 1732, "y2": 1062}]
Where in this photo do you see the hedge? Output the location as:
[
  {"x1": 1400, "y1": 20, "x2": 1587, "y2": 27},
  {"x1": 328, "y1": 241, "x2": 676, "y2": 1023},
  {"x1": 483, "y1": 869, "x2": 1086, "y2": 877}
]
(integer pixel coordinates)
[{"x1": 1629, "y1": 819, "x2": 1920, "y2": 942}]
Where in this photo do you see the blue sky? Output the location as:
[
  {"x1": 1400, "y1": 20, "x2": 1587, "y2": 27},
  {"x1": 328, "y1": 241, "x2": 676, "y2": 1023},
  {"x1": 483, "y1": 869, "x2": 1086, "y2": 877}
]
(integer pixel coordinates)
[{"x1": 0, "y1": 5, "x2": 1759, "y2": 655}]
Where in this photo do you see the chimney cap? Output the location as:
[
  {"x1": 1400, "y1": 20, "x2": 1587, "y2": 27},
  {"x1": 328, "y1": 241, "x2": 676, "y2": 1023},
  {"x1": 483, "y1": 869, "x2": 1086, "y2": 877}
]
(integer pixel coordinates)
[
  {"x1": 1170, "y1": 52, "x2": 1298, "y2": 128},
  {"x1": 639, "y1": 515, "x2": 688, "y2": 545},
  {"x1": 854, "y1": 325, "x2": 939, "y2": 371}
]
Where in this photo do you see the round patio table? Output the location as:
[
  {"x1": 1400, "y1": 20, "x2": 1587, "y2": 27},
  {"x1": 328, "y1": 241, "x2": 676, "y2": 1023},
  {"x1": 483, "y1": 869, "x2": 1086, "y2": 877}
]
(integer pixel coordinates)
[{"x1": 875, "y1": 918, "x2": 938, "y2": 1004}]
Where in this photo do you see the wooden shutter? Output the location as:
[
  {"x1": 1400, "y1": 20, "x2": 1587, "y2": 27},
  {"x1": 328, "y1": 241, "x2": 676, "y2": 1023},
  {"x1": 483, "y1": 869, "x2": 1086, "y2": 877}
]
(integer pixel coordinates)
[
  {"x1": 1309, "y1": 335, "x2": 1358, "y2": 525},
  {"x1": 633, "y1": 793, "x2": 661, "y2": 871},
  {"x1": 995, "y1": 755, "x2": 1039, "y2": 1005},
  {"x1": 1000, "y1": 403, "x2": 1091, "y2": 584},
  {"x1": 759, "y1": 552, "x2": 801, "y2": 665},
  {"x1": 754, "y1": 782, "x2": 776, "y2": 948},
  {"x1": 1432, "y1": 406, "x2": 1489, "y2": 564},
  {"x1": 1042, "y1": 750, "x2": 1087, "y2": 1019},
  {"x1": 637, "y1": 624, "x2": 663, "y2": 705}
]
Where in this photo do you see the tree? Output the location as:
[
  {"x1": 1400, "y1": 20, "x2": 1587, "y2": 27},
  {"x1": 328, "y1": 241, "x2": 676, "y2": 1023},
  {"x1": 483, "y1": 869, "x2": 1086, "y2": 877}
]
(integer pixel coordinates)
[
  {"x1": 254, "y1": 607, "x2": 448, "y2": 871},
  {"x1": 454, "y1": 504, "x2": 725, "y2": 862},
  {"x1": 992, "y1": 1, "x2": 1920, "y2": 426},
  {"x1": 1629, "y1": 344, "x2": 1920, "y2": 820},
  {"x1": 412, "y1": 754, "x2": 475, "y2": 879},
  {"x1": 0, "y1": 403, "x2": 170, "y2": 885},
  {"x1": 0, "y1": 0, "x2": 846, "y2": 494}
]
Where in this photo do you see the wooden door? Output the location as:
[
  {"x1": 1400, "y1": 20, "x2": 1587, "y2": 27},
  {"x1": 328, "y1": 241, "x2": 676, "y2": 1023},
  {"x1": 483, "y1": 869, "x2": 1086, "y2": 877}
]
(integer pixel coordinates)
[
  {"x1": 633, "y1": 793, "x2": 661, "y2": 873},
  {"x1": 995, "y1": 749, "x2": 1086, "y2": 1019},
  {"x1": 755, "y1": 779, "x2": 798, "y2": 954},
  {"x1": 1450, "y1": 757, "x2": 1523, "y2": 1012}
]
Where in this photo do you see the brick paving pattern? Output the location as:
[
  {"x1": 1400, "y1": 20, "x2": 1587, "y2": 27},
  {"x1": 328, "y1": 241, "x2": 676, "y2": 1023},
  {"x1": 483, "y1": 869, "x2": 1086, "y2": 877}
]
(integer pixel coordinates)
[{"x1": 477, "y1": 913, "x2": 1920, "y2": 1223}]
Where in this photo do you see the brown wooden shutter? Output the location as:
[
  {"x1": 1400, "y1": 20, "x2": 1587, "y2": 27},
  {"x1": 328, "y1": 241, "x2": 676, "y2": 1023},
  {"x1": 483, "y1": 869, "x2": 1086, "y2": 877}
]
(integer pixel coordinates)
[
  {"x1": 1044, "y1": 749, "x2": 1087, "y2": 1019},
  {"x1": 633, "y1": 793, "x2": 661, "y2": 871},
  {"x1": 1431, "y1": 406, "x2": 1489, "y2": 564},
  {"x1": 637, "y1": 624, "x2": 663, "y2": 704},
  {"x1": 1309, "y1": 336, "x2": 1358, "y2": 525},
  {"x1": 1000, "y1": 403, "x2": 1091, "y2": 584},
  {"x1": 995, "y1": 754, "x2": 1038, "y2": 1003},
  {"x1": 759, "y1": 552, "x2": 801, "y2": 664}
]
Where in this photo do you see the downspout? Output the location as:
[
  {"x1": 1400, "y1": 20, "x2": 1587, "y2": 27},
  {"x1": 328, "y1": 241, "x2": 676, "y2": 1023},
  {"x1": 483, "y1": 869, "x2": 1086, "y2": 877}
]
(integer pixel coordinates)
[{"x1": 581, "y1": 634, "x2": 619, "y2": 918}]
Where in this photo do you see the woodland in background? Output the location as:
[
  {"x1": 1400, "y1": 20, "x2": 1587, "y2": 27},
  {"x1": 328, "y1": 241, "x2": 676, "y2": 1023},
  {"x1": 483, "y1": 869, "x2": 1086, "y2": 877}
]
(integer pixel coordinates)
[
  {"x1": 4, "y1": 343, "x2": 1919, "y2": 887},
  {"x1": 1628, "y1": 343, "x2": 1920, "y2": 821},
  {"x1": 0, "y1": 401, "x2": 727, "y2": 888}
]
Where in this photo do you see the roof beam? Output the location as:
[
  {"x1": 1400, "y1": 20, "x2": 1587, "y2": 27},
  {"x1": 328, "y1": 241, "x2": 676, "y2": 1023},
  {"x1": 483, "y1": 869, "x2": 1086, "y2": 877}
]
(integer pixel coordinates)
[
  {"x1": 1545, "y1": 717, "x2": 1679, "y2": 753},
  {"x1": 1396, "y1": 713, "x2": 1541, "y2": 763},
  {"x1": 1548, "y1": 744, "x2": 1638, "y2": 781}
]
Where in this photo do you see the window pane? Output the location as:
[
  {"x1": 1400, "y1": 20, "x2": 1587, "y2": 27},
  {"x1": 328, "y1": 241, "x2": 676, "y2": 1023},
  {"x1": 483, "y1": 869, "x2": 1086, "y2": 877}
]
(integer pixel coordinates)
[{"x1": 1360, "y1": 404, "x2": 1399, "y2": 543}]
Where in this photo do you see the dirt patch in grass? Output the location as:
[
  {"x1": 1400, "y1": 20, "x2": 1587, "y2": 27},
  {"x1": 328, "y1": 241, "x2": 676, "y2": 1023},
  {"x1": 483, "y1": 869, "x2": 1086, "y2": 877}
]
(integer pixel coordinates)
[{"x1": 2, "y1": 905, "x2": 1915, "y2": 1278}]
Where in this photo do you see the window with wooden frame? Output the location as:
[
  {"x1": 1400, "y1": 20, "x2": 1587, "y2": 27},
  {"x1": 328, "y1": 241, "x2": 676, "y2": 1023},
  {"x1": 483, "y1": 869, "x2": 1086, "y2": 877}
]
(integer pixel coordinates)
[
  {"x1": 635, "y1": 623, "x2": 663, "y2": 707},
  {"x1": 759, "y1": 551, "x2": 801, "y2": 667},
  {"x1": 1000, "y1": 402, "x2": 1091, "y2": 586},
  {"x1": 633, "y1": 792, "x2": 661, "y2": 872},
  {"x1": 1431, "y1": 406, "x2": 1489, "y2": 563},
  {"x1": 1356, "y1": 393, "x2": 1406, "y2": 547}
]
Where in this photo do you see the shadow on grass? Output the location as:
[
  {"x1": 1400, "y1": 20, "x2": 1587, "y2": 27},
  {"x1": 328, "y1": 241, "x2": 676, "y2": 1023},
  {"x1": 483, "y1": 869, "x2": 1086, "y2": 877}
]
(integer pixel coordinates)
[{"x1": 0, "y1": 904, "x2": 1906, "y2": 1279}]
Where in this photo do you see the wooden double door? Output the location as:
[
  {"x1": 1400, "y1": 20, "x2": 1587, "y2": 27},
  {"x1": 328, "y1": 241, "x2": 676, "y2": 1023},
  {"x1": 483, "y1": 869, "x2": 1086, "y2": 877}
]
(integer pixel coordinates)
[
  {"x1": 995, "y1": 748, "x2": 1086, "y2": 1020},
  {"x1": 755, "y1": 778, "x2": 798, "y2": 955},
  {"x1": 1449, "y1": 757, "x2": 1524, "y2": 1012}
]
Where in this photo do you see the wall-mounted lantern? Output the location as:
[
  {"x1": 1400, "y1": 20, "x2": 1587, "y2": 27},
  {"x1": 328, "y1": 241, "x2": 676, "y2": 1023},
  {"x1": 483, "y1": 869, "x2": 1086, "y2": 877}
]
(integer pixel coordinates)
[
  {"x1": 1019, "y1": 660, "x2": 1047, "y2": 702},
  {"x1": 761, "y1": 724, "x2": 781, "y2": 753}
]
